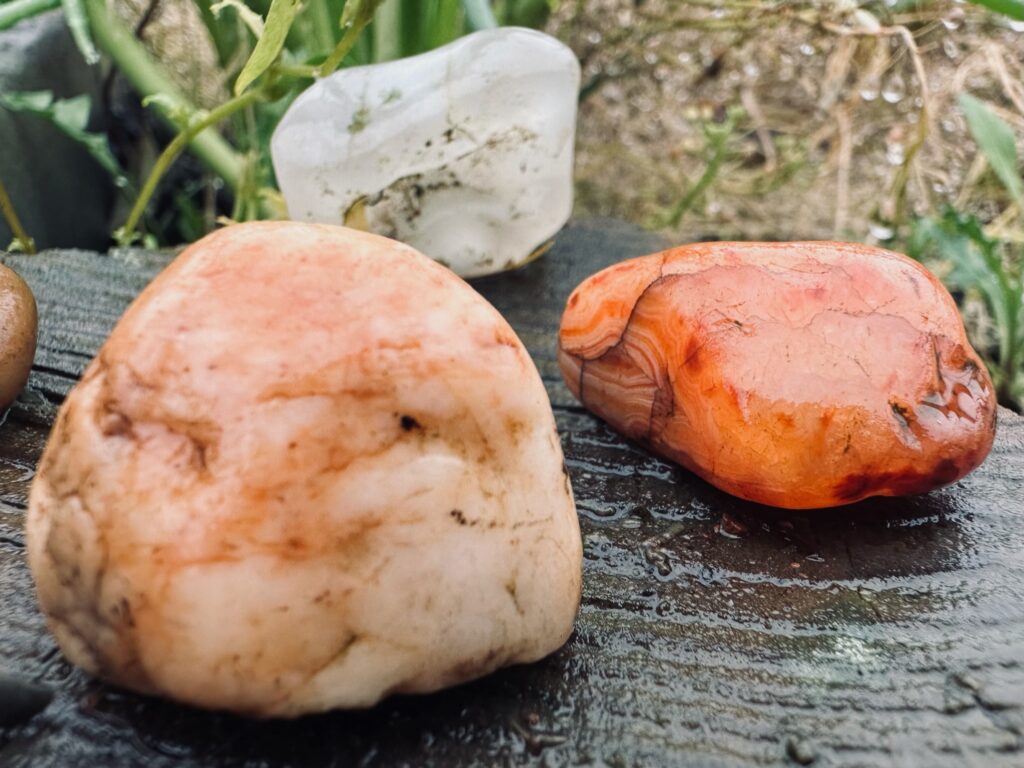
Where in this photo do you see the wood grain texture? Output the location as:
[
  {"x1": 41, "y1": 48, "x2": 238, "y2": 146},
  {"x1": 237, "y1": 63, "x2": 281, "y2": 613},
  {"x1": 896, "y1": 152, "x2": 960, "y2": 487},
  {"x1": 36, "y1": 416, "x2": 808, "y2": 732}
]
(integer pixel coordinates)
[{"x1": 1, "y1": 219, "x2": 1022, "y2": 766}]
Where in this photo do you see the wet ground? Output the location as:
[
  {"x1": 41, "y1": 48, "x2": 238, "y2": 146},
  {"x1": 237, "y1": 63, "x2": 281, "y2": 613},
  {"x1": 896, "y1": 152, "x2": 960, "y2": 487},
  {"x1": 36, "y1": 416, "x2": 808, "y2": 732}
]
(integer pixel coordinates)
[{"x1": 0, "y1": 219, "x2": 1022, "y2": 765}]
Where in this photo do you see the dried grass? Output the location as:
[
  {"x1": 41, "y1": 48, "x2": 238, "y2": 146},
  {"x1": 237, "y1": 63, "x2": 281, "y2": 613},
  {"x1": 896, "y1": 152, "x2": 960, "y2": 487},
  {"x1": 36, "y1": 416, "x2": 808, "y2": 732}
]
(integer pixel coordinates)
[{"x1": 549, "y1": 0, "x2": 1024, "y2": 244}]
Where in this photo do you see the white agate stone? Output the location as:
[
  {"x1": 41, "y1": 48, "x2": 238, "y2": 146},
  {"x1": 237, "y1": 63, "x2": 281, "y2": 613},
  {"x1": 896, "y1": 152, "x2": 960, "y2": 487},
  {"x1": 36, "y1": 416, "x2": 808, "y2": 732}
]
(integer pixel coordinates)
[{"x1": 271, "y1": 28, "x2": 580, "y2": 278}]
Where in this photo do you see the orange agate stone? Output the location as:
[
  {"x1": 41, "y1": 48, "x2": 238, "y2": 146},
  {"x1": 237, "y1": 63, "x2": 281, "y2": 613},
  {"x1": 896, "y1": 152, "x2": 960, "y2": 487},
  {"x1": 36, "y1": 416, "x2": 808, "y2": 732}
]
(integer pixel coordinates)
[{"x1": 558, "y1": 242, "x2": 997, "y2": 509}]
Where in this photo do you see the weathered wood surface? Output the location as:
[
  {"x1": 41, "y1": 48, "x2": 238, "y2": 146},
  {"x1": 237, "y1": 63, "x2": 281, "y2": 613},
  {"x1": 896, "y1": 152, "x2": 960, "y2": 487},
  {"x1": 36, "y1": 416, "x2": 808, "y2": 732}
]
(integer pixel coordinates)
[{"x1": 1, "y1": 219, "x2": 1022, "y2": 767}]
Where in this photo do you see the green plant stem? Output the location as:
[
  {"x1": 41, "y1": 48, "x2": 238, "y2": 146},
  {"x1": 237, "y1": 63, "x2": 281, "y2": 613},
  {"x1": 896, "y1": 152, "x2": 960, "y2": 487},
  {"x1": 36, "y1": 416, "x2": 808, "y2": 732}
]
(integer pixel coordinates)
[
  {"x1": 0, "y1": 176, "x2": 35, "y2": 254},
  {"x1": 119, "y1": 90, "x2": 264, "y2": 242},
  {"x1": 318, "y1": 17, "x2": 368, "y2": 75},
  {"x1": 462, "y1": 0, "x2": 497, "y2": 30},
  {"x1": 659, "y1": 126, "x2": 732, "y2": 228},
  {"x1": 0, "y1": 0, "x2": 59, "y2": 31},
  {"x1": 82, "y1": 0, "x2": 245, "y2": 191},
  {"x1": 273, "y1": 62, "x2": 318, "y2": 78}
]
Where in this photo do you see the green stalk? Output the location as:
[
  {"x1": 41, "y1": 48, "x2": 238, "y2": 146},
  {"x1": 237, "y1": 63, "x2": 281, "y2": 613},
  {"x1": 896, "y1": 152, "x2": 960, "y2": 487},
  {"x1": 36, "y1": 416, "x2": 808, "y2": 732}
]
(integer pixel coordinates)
[
  {"x1": 318, "y1": 16, "x2": 371, "y2": 75},
  {"x1": 657, "y1": 115, "x2": 737, "y2": 228},
  {"x1": 82, "y1": 0, "x2": 245, "y2": 191},
  {"x1": 462, "y1": 0, "x2": 497, "y2": 30},
  {"x1": 0, "y1": 176, "x2": 35, "y2": 254},
  {"x1": 117, "y1": 90, "x2": 264, "y2": 243},
  {"x1": 373, "y1": 0, "x2": 403, "y2": 62},
  {"x1": 0, "y1": 0, "x2": 59, "y2": 31}
]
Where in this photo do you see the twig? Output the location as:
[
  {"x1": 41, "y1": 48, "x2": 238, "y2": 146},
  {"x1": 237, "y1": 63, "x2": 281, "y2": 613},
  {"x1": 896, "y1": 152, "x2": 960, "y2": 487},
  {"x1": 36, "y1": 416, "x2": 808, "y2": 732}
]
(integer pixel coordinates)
[
  {"x1": 0, "y1": 176, "x2": 35, "y2": 254},
  {"x1": 822, "y1": 21, "x2": 932, "y2": 224},
  {"x1": 985, "y1": 47, "x2": 1024, "y2": 118},
  {"x1": 740, "y1": 85, "x2": 777, "y2": 172},
  {"x1": 318, "y1": 15, "x2": 372, "y2": 76},
  {"x1": 834, "y1": 106, "x2": 852, "y2": 236}
]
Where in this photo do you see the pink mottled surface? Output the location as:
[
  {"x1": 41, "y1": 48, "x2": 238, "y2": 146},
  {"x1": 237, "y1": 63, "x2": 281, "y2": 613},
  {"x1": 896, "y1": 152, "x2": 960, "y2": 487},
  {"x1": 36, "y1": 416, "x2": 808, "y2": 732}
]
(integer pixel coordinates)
[{"x1": 28, "y1": 222, "x2": 581, "y2": 716}]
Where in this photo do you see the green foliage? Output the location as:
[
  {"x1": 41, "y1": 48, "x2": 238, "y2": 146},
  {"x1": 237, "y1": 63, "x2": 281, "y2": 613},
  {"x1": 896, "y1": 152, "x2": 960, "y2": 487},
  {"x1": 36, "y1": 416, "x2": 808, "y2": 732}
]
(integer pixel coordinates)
[
  {"x1": 909, "y1": 210, "x2": 1023, "y2": 407},
  {"x1": 959, "y1": 94, "x2": 1024, "y2": 209},
  {"x1": 234, "y1": 0, "x2": 301, "y2": 94},
  {"x1": 965, "y1": 0, "x2": 1024, "y2": 20},
  {"x1": 0, "y1": 0, "x2": 556, "y2": 245},
  {"x1": 651, "y1": 106, "x2": 744, "y2": 229},
  {"x1": 494, "y1": 0, "x2": 554, "y2": 27},
  {"x1": 908, "y1": 96, "x2": 1024, "y2": 409},
  {"x1": 0, "y1": 91, "x2": 127, "y2": 188}
]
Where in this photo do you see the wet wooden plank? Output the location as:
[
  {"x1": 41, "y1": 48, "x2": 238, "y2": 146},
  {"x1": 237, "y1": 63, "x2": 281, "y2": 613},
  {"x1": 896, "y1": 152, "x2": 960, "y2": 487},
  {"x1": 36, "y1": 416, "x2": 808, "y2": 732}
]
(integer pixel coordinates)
[{"x1": 1, "y1": 219, "x2": 1022, "y2": 766}]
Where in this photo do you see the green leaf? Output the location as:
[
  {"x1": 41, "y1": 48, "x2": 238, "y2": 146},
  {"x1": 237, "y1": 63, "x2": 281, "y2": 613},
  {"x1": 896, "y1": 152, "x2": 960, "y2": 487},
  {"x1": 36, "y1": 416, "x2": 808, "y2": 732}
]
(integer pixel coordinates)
[
  {"x1": 909, "y1": 209, "x2": 1024, "y2": 401},
  {"x1": 60, "y1": 0, "x2": 100, "y2": 65},
  {"x1": 959, "y1": 94, "x2": 1024, "y2": 208},
  {"x1": 965, "y1": 0, "x2": 1024, "y2": 20},
  {"x1": 0, "y1": 91, "x2": 128, "y2": 188},
  {"x1": 234, "y1": 0, "x2": 301, "y2": 96}
]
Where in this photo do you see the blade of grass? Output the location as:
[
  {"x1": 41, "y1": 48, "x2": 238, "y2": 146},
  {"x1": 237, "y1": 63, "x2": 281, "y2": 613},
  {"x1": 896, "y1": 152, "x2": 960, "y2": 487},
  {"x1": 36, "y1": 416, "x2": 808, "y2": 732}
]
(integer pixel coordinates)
[
  {"x1": 422, "y1": 0, "x2": 463, "y2": 49},
  {"x1": 372, "y1": 0, "x2": 403, "y2": 62},
  {"x1": 462, "y1": 0, "x2": 497, "y2": 29},
  {"x1": 0, "y1": 0, "x2": 60, "y2": 31},
  {"x1": 959, "y1": 94, "x2": 1024, "y2": 211}
]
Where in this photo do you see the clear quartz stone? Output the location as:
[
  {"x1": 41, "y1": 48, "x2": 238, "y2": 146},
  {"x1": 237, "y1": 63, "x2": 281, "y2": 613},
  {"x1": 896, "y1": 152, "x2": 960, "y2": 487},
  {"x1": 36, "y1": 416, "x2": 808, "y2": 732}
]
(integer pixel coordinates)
[{"x1": 271, "y1": 28, "x2": 580, "y2": 277}]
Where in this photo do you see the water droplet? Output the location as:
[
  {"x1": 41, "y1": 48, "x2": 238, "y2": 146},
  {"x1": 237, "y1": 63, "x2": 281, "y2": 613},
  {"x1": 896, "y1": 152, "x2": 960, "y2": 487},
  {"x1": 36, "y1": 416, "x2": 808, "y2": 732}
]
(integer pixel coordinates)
[
  {"x1": 869, "y1": 222, "x2": 895, "y2": 240},
  {"x1": 882, "y1": 73, "x2": 906, "y2": 104},
  {"x1": 799, "y1": 43, "x2": 816, "y2": 56},
  {"x1": 942, "y1": 8, "x2": 964, "y2": 29},
  {"x1": 744, "y1": 62, "x2": 760, "y2": 79},
  {"x1": 860, "y1": 77, "x2": 880, "y2": 102},
  {"x1": 715, "y1": 512, "x2": 750, "y2": 539}
]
